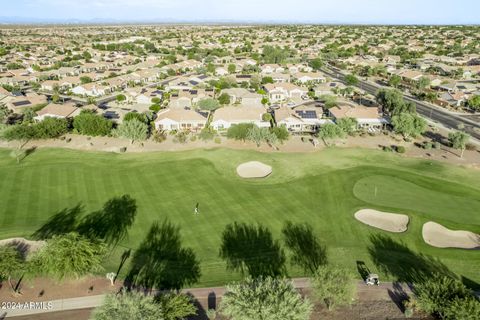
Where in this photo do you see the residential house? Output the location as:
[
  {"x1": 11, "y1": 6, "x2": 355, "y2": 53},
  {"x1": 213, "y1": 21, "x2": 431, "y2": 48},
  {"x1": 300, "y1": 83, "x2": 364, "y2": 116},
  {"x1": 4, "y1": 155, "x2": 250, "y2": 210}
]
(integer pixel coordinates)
[
  {"x1": 154, "y1": 108, "x2": 207, "y2": 131},
  {"x1": 436, "y1": 92, "x2": 467, "y2": 108},
  {"x1": 221, "y1": 88, "x2": 263, "y2": 106},
  {"x1": 211, "y1": 105, "x2": 269, "y2": 130},
  {"x1": 329, "y1": 104, "x2": 388, "y2": 129},
  {"x1": 264, "y1": 83, "x2": 308, "y2": 103},
  {"x1": 34, "y1": 103, "x2": 81, "y2": 121},
  {"x1": 270, "y1": 73, "x2": 291, "y2": 83},
  {"x1": 294, "y1": 72, "x2": 326, "y2": 84},
  {"x1": 215, "y1": 67, "x2": 229, "y2": 76},
  {"x1": 261, "y1": 64, "x2": 285, "y2": 74},
  {"x1": 5, "y1": 92, "x2": 48, "y2": 113},
  {"x1": 314, "y1": 82, "x2": 346, "y2": 97},
  {"x1": 275, "y1": 105, "x2": 329, "y2": 133},
  {"x1": 397, "y1": 70, "x2": 424, "y2": 83},
  {"x1": 72, "y1": 83, "x2": 111, "y2": 97},
  {"x1": 169, "y1": 89, "x2": 214, "y2": 109}
]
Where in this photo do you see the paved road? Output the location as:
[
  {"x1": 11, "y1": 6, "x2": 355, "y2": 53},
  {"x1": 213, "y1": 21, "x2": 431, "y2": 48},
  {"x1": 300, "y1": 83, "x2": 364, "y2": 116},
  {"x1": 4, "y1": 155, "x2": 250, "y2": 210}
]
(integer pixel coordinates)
[
  {"x1": 2, "y1": 278, "x2": 411, "y2": 318},
  {"x1": 321, "y1": 66, "x2": 480, "y2": 141}
]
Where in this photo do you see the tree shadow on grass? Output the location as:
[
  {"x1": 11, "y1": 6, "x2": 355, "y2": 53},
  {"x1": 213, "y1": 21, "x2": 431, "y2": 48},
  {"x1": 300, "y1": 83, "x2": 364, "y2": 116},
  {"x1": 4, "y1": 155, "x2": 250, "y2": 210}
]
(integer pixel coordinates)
[
  {"x1": 32, "y1": 204, "x2": 83, "y2": 240},
  {"x1": 32, "y1": 195, "x2": 137, "y2": 248},
  {"x1": 367, "y1": 234, "x2": 455, "y2": 285},
  {"x1": 125, "y1": 219, "x2": 201, "y2": 291},
  {"x1": 461, "y1": 275, "x2": 480, "y2": 291},
  {"x1": 281, "y1": 221, "x2": 327, "y2": 274},
  {"x1": 219, "y1": 222, "x2": 286, "y2": 278},
  {"x1": 76, "y1": 195, "x2": 137, "y2": 246}
]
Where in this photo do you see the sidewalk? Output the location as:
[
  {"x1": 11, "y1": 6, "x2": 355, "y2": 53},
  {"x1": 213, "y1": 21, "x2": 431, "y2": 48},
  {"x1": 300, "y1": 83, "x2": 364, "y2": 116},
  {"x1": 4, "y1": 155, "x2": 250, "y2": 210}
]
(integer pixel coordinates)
[{"x1": 2, "y1": 278, "x2": 410, "y2": 318}]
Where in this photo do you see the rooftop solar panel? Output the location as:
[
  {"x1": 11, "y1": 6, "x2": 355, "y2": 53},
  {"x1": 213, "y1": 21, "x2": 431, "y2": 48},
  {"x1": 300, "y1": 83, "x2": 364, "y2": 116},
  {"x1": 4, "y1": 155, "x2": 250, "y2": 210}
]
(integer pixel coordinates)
[
  {"x1": 12, "y1": 100, "x2": 31, "y2": 107},
  {"x1": 295, "y1": 110, "x2": 317, "y2": 119}
]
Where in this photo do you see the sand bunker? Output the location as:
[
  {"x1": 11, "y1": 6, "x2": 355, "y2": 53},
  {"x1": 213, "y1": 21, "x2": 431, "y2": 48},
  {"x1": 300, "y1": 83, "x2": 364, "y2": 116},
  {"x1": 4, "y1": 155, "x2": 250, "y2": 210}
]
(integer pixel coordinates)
[
  {"x1": 0, "y1": 237, "x2": 46, "y2": 258},
  {"x1": 236, "y1": 161, "x2": 272, "y2": 178},
  {"x1": 354, "y1": 209, "x2": 409, "y2": 233},
  {"x1": 422, "y1": 222, "x2": 480, "y2": 249}
]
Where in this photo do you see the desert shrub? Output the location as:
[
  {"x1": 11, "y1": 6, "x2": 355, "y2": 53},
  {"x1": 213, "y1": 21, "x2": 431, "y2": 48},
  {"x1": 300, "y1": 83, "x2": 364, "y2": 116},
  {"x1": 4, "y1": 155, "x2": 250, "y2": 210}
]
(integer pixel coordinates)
[
  {"x1": 423, "y1": 142, "x2": 432, "y2": 150},
  {"x1": 173, "y1": 131, "x2": 188, "y2": 144},
  {"x1": 226, "y1": 123, "x2": 256, "y2": 141},
  {"x1": 152, "y1": 129, "x2": 167, "y2": 143},
  {"x1": 396, "y1": 146, "x2": 406, "y2": 153},
  {"x1": 198, "y1": 127, "x2": 216, "y2": 141},
  {"x1": 271, "y1": 125, "x2": 289, "y2": 142}
]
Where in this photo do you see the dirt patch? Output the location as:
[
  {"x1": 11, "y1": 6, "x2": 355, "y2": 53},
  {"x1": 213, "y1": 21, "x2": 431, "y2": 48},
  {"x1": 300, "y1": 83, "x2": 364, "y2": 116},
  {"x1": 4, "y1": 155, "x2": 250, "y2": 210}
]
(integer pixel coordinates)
[
  {"x1": 354, "y1": 209, "x2": 409, "y2": 233},
  {"x1": 422, "y1": 221, "x2": 480, "y2": 249},
  {"x1": 236, "y1": 161, "x2": 272, "y2": 178},
  {"x1": 0, "y1": 276, "x2": 121, "y2": 302}
]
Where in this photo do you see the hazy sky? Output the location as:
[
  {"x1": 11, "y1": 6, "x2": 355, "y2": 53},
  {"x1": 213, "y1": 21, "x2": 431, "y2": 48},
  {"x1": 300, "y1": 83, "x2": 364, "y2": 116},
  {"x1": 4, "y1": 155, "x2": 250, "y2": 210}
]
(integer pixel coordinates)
[{"x1": 4, "y1": 0, "x2": 479, "y2": 24}]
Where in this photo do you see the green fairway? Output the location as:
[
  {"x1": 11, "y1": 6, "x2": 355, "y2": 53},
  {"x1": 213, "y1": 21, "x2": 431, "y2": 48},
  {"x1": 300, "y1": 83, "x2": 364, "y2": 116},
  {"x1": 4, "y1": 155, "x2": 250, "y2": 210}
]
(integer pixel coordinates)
[{"x1": 0, "y1": 147, "x2": 479, "y2": 287}]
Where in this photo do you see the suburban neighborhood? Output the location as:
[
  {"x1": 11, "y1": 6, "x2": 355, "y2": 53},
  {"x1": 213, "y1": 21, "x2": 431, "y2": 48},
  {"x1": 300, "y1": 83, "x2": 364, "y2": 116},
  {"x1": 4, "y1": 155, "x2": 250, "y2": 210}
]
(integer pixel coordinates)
[{"x1": 0, "y1": 2, "x2": 479, "y2": 320}]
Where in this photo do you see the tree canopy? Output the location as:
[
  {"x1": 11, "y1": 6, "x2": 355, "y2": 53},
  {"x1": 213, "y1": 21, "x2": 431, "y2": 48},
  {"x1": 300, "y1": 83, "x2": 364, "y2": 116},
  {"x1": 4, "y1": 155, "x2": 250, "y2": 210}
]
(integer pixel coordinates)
[
  {"x1": 198, "y1": 98, "x2": 220, "y2": 111},
  {"x1": 312, "y1": 265, "x2": 355, "y2": 310},
  {"x1": 0, "y1": 245, "x2": 25, "y2": 291},
  {"x1": 73, "y1": 110, "x2": 112, "y2": 136},
  {"x1": 220, "y1": 277, "x2": 312, "y2": 320},
  {"x1": 414, "y1": 275, "x2": 480, "y2": 320},
  {"x1": 448, "y1": 131, "x2": 469, "y2": 158},
  {"x1": 114, "y1": 119, "x2": 149, "y2": 143},
  {"x1": 391, "y1": 113, "x2": 426, "y2": 139},
  {"x1": 376, "y1": 89, "x2": 415, "y2": 115},
  {"x1": 30, "y1": 232, "x2": 106, "y2": 281},
  {"x1": 218, "y1": 93, "x2": 231, "y2": 105}
]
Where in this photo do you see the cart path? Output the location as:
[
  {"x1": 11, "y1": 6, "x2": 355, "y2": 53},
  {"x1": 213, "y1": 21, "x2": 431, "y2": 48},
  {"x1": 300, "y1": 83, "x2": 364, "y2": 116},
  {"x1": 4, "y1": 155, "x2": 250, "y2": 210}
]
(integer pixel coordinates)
[{"x1": 2, "y1": 279, "x2": 413, "y2": 318}]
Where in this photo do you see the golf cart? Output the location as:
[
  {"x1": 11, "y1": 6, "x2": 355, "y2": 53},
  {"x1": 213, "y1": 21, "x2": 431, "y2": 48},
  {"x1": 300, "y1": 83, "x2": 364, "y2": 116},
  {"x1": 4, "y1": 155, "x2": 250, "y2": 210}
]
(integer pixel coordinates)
[{"x1": 365, "y1": 273, "x2": 380, "y2": 286}]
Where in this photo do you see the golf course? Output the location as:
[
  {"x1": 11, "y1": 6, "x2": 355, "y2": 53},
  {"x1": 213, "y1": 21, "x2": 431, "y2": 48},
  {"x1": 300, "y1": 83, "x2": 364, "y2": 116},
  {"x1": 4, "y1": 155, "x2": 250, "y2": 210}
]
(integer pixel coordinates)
[{"x1": 0, "y1": 147, "x2": 479, "y2": 287}]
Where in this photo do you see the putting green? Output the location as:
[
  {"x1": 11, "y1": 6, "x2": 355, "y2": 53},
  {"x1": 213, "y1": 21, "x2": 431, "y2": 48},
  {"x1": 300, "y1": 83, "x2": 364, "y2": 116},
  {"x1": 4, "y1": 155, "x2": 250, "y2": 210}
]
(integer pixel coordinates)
[
  {"x1": 353, "y1": 175, "x2": 480, "y2": 225},
  {"x1": 0, "y1": 147, "x2": 479, "y2": 287}
]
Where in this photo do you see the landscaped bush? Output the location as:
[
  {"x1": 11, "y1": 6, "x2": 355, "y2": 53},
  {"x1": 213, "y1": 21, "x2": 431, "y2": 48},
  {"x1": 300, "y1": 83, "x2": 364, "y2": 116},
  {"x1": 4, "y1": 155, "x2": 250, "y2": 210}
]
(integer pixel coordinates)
[
  {"x1": 382, "y1": 146, "x2": 393, "y2": 152},
  {"x1": 433, "y1": 142, "x2": 441, "y2": 150},
  {"x1": 423, "y1": 142, "x2": 432, "y2": 150},
  {"x1": 214, "y1": 137, "x2": 221, "y2": 144},
  {"x1": 198, "y1": 127, "x2": 216, "y2": 141},
  {"x1": 226, "y1": 123, "x2": 255, "y2": 141},
  {"x1": 396, "y1": 146, "x2": 406, "y2": 153},
  {"x1": 35, "y1": 117, "x2": 69, "y2": 139},
  {"x1": 73, "y1": 111, "x2": 113, "y2": 136},
  {"x1": 2, "y1": 117, "x2": 69, "y2": 141},
  {"x1": 173, "y1": 131, "x2": 188, "y2": 144},
  {"x1": 123, "y1": 112, "x2": 147, "y2": 123},
  {"x1": 149, "y1": 104, "x2": 162, "y2": 112},
  {"x1": 413, "y1": 275, "x2": 480, "y2": 319},
  {"x1": 271, "y1": 125, "x2": 289, "y2": 142},
  {"x1": 152, "y1": 129, "x2": 167, "y2": 143}
]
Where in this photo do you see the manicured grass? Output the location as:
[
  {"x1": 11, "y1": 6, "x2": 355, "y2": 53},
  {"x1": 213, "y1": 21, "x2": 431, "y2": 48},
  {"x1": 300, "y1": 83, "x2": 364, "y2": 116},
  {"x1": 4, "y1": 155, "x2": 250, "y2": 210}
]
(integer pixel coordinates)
[{"x1": 0, "y1": 147, "x2": 479, "y2": 287}]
